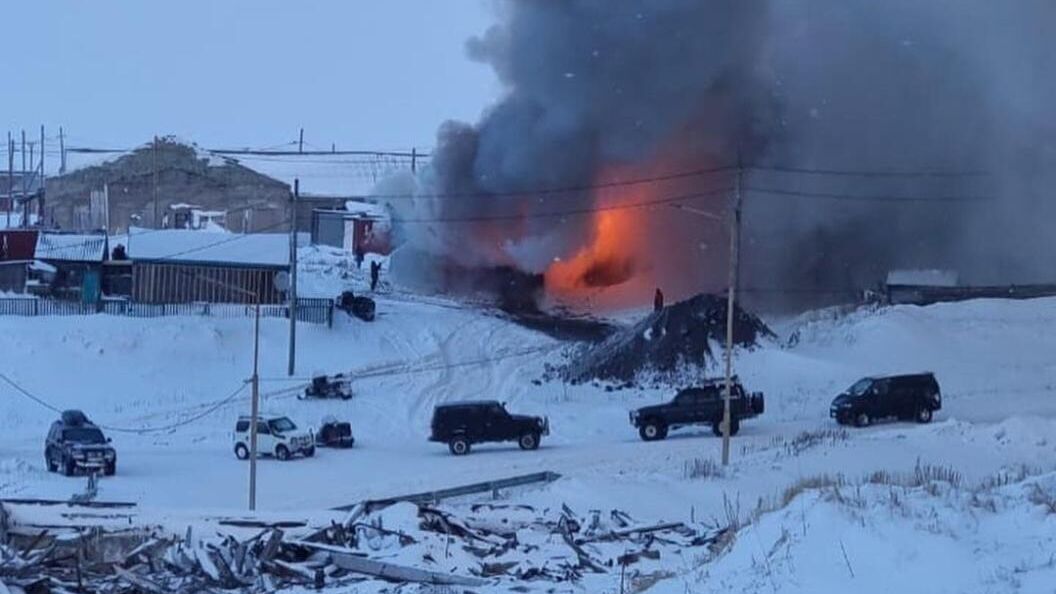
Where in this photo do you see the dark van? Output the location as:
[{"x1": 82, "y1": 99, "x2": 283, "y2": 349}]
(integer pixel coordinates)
[{"x1": 830, "y1": 373, "x2": 941, "y2": 427}]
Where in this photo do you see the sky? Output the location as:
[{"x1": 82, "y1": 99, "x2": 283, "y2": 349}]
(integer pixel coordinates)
[{"x1": 0, "y1": 1, "x2": 499, "y2": 156}]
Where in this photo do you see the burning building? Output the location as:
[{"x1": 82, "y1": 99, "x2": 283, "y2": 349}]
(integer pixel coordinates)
[{"x1": 390, "y1": 1, "x2": 1056, "y2": 313}]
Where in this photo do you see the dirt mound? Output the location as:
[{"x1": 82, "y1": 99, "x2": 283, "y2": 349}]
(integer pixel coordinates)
[{"x1": 560, "y1": 294, "x2": 773, "y2": 385}]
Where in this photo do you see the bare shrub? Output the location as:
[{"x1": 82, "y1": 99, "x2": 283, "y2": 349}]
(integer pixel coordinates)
[
  {"x1": 1028, "y1": 484, "x2": 1056, "y2": 515},
  {"x1": 683, "y1": 457, "x2": 723, "y2": 480},
  {"x1": 783, "y1": 428, "x2": 849, "y2": 457}
]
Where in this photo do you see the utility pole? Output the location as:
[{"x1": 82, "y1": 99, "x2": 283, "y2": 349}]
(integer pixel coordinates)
[
  {"x1": 298, "y1": 128, "x2": 304, "y2": 154},
  {"x1": 39, "y1": 126, "x2": 45, "y2": 224},
  {"x1": 249, "y1": 298, "x2": 261, "y2": 511},
  {"x1": 721, "y1": 155, "x2": 744, "y2": 467},
  {"x1": 287, "y1": 179, "x2": 299, "y2": 376},
  {"x1": 7, "y1": 133, "x2": 12, "y2": 229},
  {"x1": 59, "y1": 127, "x2": 66, "y2": 174},
  {"x1": 411, "y1": 148, "x2": 417, "y2": 174},
  {"x1": 21, "y1": 131, "x2": 26, "y2": 226},
  {"x1": 152, "y1": 136, "x2": 160, "y2": 228}
]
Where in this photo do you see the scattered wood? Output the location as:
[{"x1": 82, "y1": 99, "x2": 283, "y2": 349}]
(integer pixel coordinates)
[{"x1": 2, "y1": 485, "x2": 726, "y2": 592}]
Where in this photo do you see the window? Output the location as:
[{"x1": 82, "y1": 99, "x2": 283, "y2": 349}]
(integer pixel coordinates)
[
  {"x1": 488, "y1": 404, "x2": 507, "y2": 419},
  {"x1": 236, "y1": 420, "x2": 249, "y2": 432},
  {"x1": 847, "y1": 379, "x2": 873, "y2": 397},
  {"x1": 269, "y1": 417, "x2": 297, "y2": 433},
  {"x1": 63, "y1": 427, "x2": 105, "y2": 444}
]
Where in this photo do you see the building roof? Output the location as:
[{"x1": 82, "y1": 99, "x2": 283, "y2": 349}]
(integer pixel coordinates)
[
  {"x1": 227, "y1": 152, "x2": 418, "y2": 198},
  {"x1": 119, "y1": 228, "x2": 289, "y2": 268},
  {"x1": 886, "y1": 269, "x2": 959, "y2": 287},
  {"x1": 35, "y1": 232, "x2": 108, "y2": 262}
]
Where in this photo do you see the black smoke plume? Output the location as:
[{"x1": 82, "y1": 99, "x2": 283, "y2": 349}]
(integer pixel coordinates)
[{"x1": 395, "y1": 0, "x2": 1056, "y2": 311}]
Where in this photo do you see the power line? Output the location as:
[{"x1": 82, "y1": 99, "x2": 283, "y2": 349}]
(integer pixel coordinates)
[
  {"x1": 394, "y1": 188, "x2": 733, "y2": 224},
  {"x1": 0, "y1": 372, "x2": 248, "y2": 434},
  {"x1": 751, "y1": 164, "x2": 990, "y2": 179},
  {"x1": 743, "y1": 186, "x2": 993, "y2": 203}
]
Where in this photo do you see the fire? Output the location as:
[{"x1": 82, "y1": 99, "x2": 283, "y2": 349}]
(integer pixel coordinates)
[{"x1": 544, "y1": 164, "x2": 654, "y2": 301}]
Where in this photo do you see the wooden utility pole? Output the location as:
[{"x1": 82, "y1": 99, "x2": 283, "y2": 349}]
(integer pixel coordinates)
[
  {"x1": 7, "y1": 133, "x2": 13, "y2": 229},
  {"x1": 411, "y1": 148, "x2": 417, "y2": 174},
  {"x1": 249, "y1": 299, "x2": 261, "y2": 511},
  {"x1": 298, "y1": 128, "x2": 304, "y2": 153},
  {"x1": 152, "y1": 136, "x2": 160, "y2": 228},
  {"x1": 39, "y1": 126, "x2": 45, "y2": 223},
  {"x1": 288, "y1": 179, "x2": 299, "y2": 376},
  {"x1": 721, "y1": 156, "x2": 743, "y2": 467},
  {"x1": 59, "y1": 127, "x2": 67, "y2": 174}
]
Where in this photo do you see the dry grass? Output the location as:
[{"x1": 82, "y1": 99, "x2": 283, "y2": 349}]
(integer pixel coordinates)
[{"x1": 683, "y1": 457, "x2": 723, "y2": 480}]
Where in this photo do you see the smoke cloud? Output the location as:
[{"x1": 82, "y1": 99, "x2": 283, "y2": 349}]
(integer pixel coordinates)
[{"x1": 395, "y1": 0, "x2": 1056, "y2": 311}]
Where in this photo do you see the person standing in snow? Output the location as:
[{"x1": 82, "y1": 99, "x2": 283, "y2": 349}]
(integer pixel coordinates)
[
  {"x1": 354, "y1": 246, "x2": 365, "y2": 269},
  {"x1": 654, "y1": 288, "x2": 664, "y2": 312},
  {"x1": 370, "y1": 260, "x2": 381, "y2": 292}
]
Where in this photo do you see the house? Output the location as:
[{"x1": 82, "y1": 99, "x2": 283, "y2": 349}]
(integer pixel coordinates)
[
  {"x1": 34, "y1": 232, "x2": 109, "y2": 302},
  {"x1": 884, "y1": 268, "x2": 1056, "y2": 305},
  {"x1": 119, "y1": 229, "x2": 290, "y2": 304},
  {"x1": 0, "y1": 230, "x2": 40, "y2": 293},
  {"x1": 43, "y1": 138, "x2": 291, "y2": 234},
  {"x1": 311, "y1": 201, "x2": 392, "y2": 255}
]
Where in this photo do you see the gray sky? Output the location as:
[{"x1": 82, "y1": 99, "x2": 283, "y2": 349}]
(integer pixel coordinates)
[{"x1": 1, "y1": 1, "x2": 498, "y2": 153}]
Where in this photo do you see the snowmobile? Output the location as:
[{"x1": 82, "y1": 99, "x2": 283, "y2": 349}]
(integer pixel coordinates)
[
  {"x1": 300, "y1": 374, "x2": 353, "y2": 400},
  {"x1": 337, "y1": 290, "x2": 376, "y2": 322},
  {"x1": 315, "y1": 415, "x2": 355, "y2": 448}
]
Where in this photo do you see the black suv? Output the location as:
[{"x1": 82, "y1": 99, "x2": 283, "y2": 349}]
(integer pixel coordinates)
[
  {"x1": 44, "y1": 410, "x2": 117, "y2": 476},
  {"x1": 830, "y1": 373, "x2": 941, "y2": 427},
  {"x1": 429, "y1": 401, "x2": 549, "y2": 455},
  {"x1": 630, "y1": 380, "x2": 765, "y2": 441}
]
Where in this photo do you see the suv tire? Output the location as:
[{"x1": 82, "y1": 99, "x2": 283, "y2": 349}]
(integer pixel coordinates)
[
  {"x1": 63, "y1": 457, "x2": 76, "y2": 477},
  {"x1": 234, "y1": 443, "x2": 250, "y2": 460},
  {"x1": 639, "y1": 420, "x2": 668, "y2": 442},
  {"x1": 854, "y1": 412, "x2": 871, "y2": 428},
  {"x1": 275, "y1": 445, "x2": 291, "y2": 461},
  {"x1": 304, "y1": 446, "x2": 316, "y2": 458},
  {"x1": 518, "y1": 432, "x2": 540, "y2": 451},
  {"x1": 45, "y1": 451, "x2": 57, "y2": 473},
  {"x1": 711, "y1": 418, "x2": 741, "y2": 437},
  {"x1": 448, "y1": 436, "x2": 471, "y2": 456},
  {"x1": 104, "y1": 461, "x2": 116, "y2": 476},
  {"x1": 916, "y1": 408, "x2": 933, "y2": 424}
]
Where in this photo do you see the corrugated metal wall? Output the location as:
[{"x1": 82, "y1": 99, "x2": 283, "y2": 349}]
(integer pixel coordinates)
[{"x1": 131, "y1": 262, "x2": 286, "y2": 304}]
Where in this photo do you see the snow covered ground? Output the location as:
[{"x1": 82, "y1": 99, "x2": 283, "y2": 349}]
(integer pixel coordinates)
[{"x1": 2, "y1": 282, "x2": 1056, "y2": 592}]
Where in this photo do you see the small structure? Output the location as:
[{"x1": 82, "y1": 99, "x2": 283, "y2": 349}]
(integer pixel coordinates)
[
  {"x1": 34, "y1": 232, "x2": 109, "y2": 302},
  {"x1": 885, "y1": 269, "x2": 1056, "y2": 305},
  {"x1": 0, "y1": 230, "x2": 39, "y2": 293},
  {"x1": 123, "y1": 229, "x2": 290, "y2": 304},
  {"x1": 311, "y1": 200, "x2": 391, "y2": 254}
]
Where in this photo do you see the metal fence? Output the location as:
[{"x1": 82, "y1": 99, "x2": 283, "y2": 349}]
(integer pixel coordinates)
[{"x1": 0, "y1": 297, "x2": 334, "y2": 326}]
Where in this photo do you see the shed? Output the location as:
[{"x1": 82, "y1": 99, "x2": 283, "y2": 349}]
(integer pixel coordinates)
[
  {"x1": 34, "y1": 232, "x2": 109, "y2": 302},
  {"x1": 122, "y1": 229, "x2": 291, "y2": 304},
  {"x1": 311, "y1": 201, "x2": 391, "y2": 255}
]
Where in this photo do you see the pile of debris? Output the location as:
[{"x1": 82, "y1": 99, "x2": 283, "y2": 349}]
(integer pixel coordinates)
[
  {"x1": 0, "y1": 498, "x2": 731, "y2": 593},
  {"x1": 557, "y1": 293, "x2": 773, "y2": 386}
]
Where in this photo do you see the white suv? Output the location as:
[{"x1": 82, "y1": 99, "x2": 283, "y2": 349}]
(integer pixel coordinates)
[{"x1": 233, "y1": 414, "x2": 315, "y2": 460}]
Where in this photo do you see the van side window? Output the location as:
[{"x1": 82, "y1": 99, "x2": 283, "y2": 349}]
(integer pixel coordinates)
[{"x1": 236, "y1": 420, "x2": 249, "y2": 432}]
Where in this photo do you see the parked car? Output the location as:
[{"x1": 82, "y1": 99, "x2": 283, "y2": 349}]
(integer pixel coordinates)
[
  {"x1": 830, "y1": 373, "x2": 941, "y2": 427},
  {"x1": 44, "y1": 410, "x2": 117, "y2": 476},
  {"x1": 630, "y1": 379, "x2": 765, "y2": 441},
  {"x1": 315, "y1": 415, "x2": 355, "y2": 448},
  {"x1": 429, "y1": 401, "x2": 549, "y2": 456},
  {"x1": 233, "y1": 414, "x2": 315, "y2": 460}
]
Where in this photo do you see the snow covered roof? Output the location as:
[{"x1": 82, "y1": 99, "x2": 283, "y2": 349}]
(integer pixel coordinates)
[
  {"x1": 886, "y1": 269, "x2": 959, "y2": 287},
  {"x1": 119, "y1": 228, "x2": 289, "y2": 268},
  {"x1": 344, "y1": 200, "x2": 390, "y2": 219},
  {"x1": 226, "y1": 153, "x2": 416, "y2": 197},
  {"x1": 35, "y1": 232, "x2": 108, "y2": 262}
]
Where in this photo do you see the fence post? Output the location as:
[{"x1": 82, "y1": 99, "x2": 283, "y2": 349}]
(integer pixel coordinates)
[
  {"x1": 33, "y1": 299, "x2": 38, "y2": 317},
  {"x1": 327, "y1": 301, "x2": 334, "y2": 328}
]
